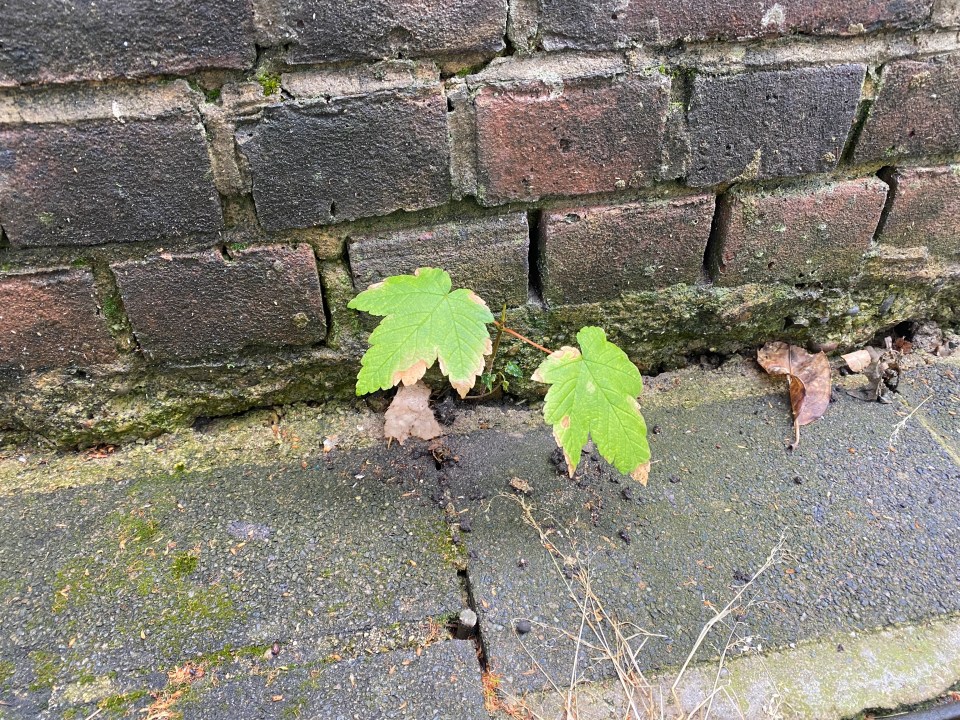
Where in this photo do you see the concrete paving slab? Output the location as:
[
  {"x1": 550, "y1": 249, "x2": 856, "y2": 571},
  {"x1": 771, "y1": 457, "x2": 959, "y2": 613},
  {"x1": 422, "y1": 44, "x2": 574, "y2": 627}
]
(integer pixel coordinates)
[
  {"x1": 1, "y1": 354, "x2": 959, "y2": 719},
  {"x1": 898, "y1": 355, "x2": 960, "y2": 458},
  {"x1": 176, "y1": 640, "x2": 486, "y2": 720},
  {"x1": 0, "y1": 458, "x2": 470, "y2": 717},
  {"x1": 444, "y1": 390, "x2": 960, "y2": 694},
  {"x1": 522, "y1": 617, "x2": 960, "y2": 720}
]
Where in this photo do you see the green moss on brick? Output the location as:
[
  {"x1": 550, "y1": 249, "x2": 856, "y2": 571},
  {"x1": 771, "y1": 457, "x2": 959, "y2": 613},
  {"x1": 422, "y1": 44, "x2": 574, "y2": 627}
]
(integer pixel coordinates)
[
  {"x1": 256, "y1": 69, "x2": 281, "y2": 96},
  {"x1": 99, "y1": 292, "x2": 127, "y2": 330}
]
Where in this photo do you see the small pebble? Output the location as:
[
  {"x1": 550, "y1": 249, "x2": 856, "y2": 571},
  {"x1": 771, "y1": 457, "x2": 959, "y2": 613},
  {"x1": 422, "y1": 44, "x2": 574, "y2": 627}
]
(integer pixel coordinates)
[
  {"x1": 621, "y1": 487, "x2": 634, "y2": 501},
  {"x1": 515, "y1": 619, "x2": 532, "y2": 635},
  {"x1": 459, "y1": 515, "x2": 472, "y2": 533}
]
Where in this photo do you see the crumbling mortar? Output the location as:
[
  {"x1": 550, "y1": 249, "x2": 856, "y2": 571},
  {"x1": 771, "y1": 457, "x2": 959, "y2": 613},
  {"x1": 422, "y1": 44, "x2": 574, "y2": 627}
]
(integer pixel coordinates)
[{"x1": 89, "y1": 259, "x2": 140, "y2": 355}]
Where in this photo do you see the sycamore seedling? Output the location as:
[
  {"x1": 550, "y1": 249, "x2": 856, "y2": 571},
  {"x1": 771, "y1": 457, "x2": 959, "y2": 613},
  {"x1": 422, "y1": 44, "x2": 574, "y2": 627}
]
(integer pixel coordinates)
[
  {"x1": 348, "y1": 268, "x2": 651, "y2": 484},
  {"x1": 349, "y1": 267, "x2": 493, "y2": 397}
]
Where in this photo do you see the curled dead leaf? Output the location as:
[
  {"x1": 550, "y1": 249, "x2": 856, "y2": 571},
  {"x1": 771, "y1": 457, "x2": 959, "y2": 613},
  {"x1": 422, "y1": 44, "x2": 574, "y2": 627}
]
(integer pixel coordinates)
[
  {"x1": 757, "y1": 341, "x2": 831, "y2": 447},
  {"x1": 841, "y1": 349, "x2": 873, "y2": 373},
  {"x1": 384, "y1": 381, "x2": 442, "y2": 444},
  {"x1": 842, "y1": 342, "x2": 902, "y2": 403}
]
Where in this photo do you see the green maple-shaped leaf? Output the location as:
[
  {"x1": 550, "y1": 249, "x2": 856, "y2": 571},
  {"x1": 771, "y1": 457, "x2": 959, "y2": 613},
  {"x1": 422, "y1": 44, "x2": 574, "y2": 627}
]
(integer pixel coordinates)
[
  {"x1": 533, "y1": 326, "x2": 650, "y2": 482},
  {"x1": 348, "y1": 268, "x2": 494, "y2": 397}
]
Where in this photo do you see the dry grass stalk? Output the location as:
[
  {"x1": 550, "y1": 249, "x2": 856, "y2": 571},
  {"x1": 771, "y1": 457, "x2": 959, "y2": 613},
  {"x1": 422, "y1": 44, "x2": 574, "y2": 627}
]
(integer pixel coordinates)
[{"x1": 496, "y1": 493, "x2": 787, "y2": 720}]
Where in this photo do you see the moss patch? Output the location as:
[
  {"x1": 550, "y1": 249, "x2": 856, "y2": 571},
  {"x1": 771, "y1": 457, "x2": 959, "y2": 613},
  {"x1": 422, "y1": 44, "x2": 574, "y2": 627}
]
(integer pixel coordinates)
[
  {"x1": 48, "y1": 503, "x2": 241, "y2": 662},
  {"x1": 170, "y1": 553, "x2": 199, "y2": 580},
  {"x1": 98, "y1": 291, "x2": 127, "y2": 332},
  {"x1": 0, "y1": 659, "x2": 14, "y2": 687},
  {"x1": 412, "y1": 519, "x2": 467, "y2": 571},
  {"x1": 117, "y1": 511, "x2": 160, "y2": 546},
  {"x1": 98, "y1": 688, "x2": 150, "y2": 713},
  {"x1": 255, "y1": 69, "x2": 281, "y2": 96},
  {"x1": 28, "y1": 649, "x2": 60, "y2": 691}
]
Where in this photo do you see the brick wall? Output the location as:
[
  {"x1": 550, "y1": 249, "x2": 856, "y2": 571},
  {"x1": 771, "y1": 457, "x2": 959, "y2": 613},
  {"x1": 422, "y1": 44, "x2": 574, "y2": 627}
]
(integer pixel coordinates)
[{"x1": 2, "y1": 0, "x2": 960, "y2": 445}]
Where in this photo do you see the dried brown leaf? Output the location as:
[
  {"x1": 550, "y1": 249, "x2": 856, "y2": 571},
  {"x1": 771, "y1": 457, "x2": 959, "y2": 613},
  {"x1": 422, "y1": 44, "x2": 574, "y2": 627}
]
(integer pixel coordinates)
[
  {"x1": 630, "y1": 461, "x2": 651, "y2": 487},
  {"x1": 383, "y1": 381, "x2": 442, "y2": 444},
  {"x1": 508, "y1": 477, "x2": 532, "y2": 495},
  {"x1": 842, "y1": 349, "x2": 873, "y2": 373},
  {"x1": 757, "y1": 342, "x2": 832, "y2": 437}
]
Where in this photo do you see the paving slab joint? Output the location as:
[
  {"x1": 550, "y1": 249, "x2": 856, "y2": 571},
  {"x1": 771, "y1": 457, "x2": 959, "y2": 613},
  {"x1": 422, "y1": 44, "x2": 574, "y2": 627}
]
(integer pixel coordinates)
[{"x1": 457, "y1": 567, "x2": 491, "y2": 672}]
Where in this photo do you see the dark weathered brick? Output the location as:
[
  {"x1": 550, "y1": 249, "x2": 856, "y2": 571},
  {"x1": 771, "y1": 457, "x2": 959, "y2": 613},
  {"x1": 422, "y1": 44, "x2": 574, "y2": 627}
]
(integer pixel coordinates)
[
  {"x1": 0, "y1": 269, "x2": 117, "y2": 372},
  {"x1": 855, "y1": 56, "x2": 960, "y2": 162},
  {"x1": 688, "y1": 65, "x2": 865, "y2": 187},
  {"x1": 113, "y1": 245, "x2": 326, "y2": 361},
  {"x1": 349, "y1": 213, "x2": 528, "y2": 306},
  {"x1": 267, "y1": 0, "x2": 506, "y2": 64},
  {"x1": 540, "y1": 196, "x2": 714, "y2": 305},
  {"x1": 474, "y1": 72, "x2": 670, "y2": 205},
  {"x1": 532, "y1": 0, "x2": 931, "y2": 50},
  {"x1": 0, "y1": 0, "x2": 254, "y2": 86},
  {"x1": 0, "y1": 116, "x2": 223, "y2": 248},
  {"x1": 717, "y1": 178, "x2": 887, "y2": 287},
  {"x1": 876, "y1": 166, "x2": 960, "y2": 258},
  {"x1": 237, "y1": 89, "x2": 450, "y2": 230}
]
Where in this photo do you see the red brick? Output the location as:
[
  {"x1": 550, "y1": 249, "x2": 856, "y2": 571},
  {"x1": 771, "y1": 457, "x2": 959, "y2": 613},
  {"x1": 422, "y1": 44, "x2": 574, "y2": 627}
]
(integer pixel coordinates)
[
  {"x1": 0, "y1": 269, "x2": 117, "y2": 372},
  {"x1": 688, "y1": 65, "x2": 865, "y2": 187},
  {"x1": 717, "y1": 178, "x2": 888, "y2": 287},
  {"x1": 534, "y1": 0, "x2": 931, "y2": 49},
  {"x1": 349, "y1": 214, "x2": 529, "y2": 307},
  {"x1": 112, "y1": 245, "x2": 326, "y2": 361},
  {"x1": 877, "y1": 166, "x2": 960, "y2": 258},
  {"x1": 0, "y1": 116, "x2": 223, "y2": 248},
  {"x1": 267, "y1": 0, "x2": 506, "y2": 64},
  {"x1": 855, "y1": 55, "x2": 960, "y2": 162},
  {"x1": 237, "y1": 88, "x2": 450, "y2": 230},
  {"x1": 474, "y1": 72, "x2": 670, "y2": 205},
  {"x1": 0, "y1": 0, "x2": 254, "y2": 86},
  {"x1": 540, "y1": 196, "x2": 714, "y2": 305}
]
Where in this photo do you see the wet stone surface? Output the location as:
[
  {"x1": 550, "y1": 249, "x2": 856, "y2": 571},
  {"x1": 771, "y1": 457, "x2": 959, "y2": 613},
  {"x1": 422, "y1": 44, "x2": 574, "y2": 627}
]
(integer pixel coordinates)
[
  {"x1": 0, "y1": 360, "x2": 959, "y2": 716},
  {"x1": 897, "y1": 359, "x2": 960, "y2": 456},
  {"x1": 445, "y1": 392, "x2": 960, "y2": 694},
  {"x1": 0, "y1": 454, "x2": 476, "y2": 718},
  {"x1": 177, "y1": 641, "x2": 486, "y2": 720}
]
